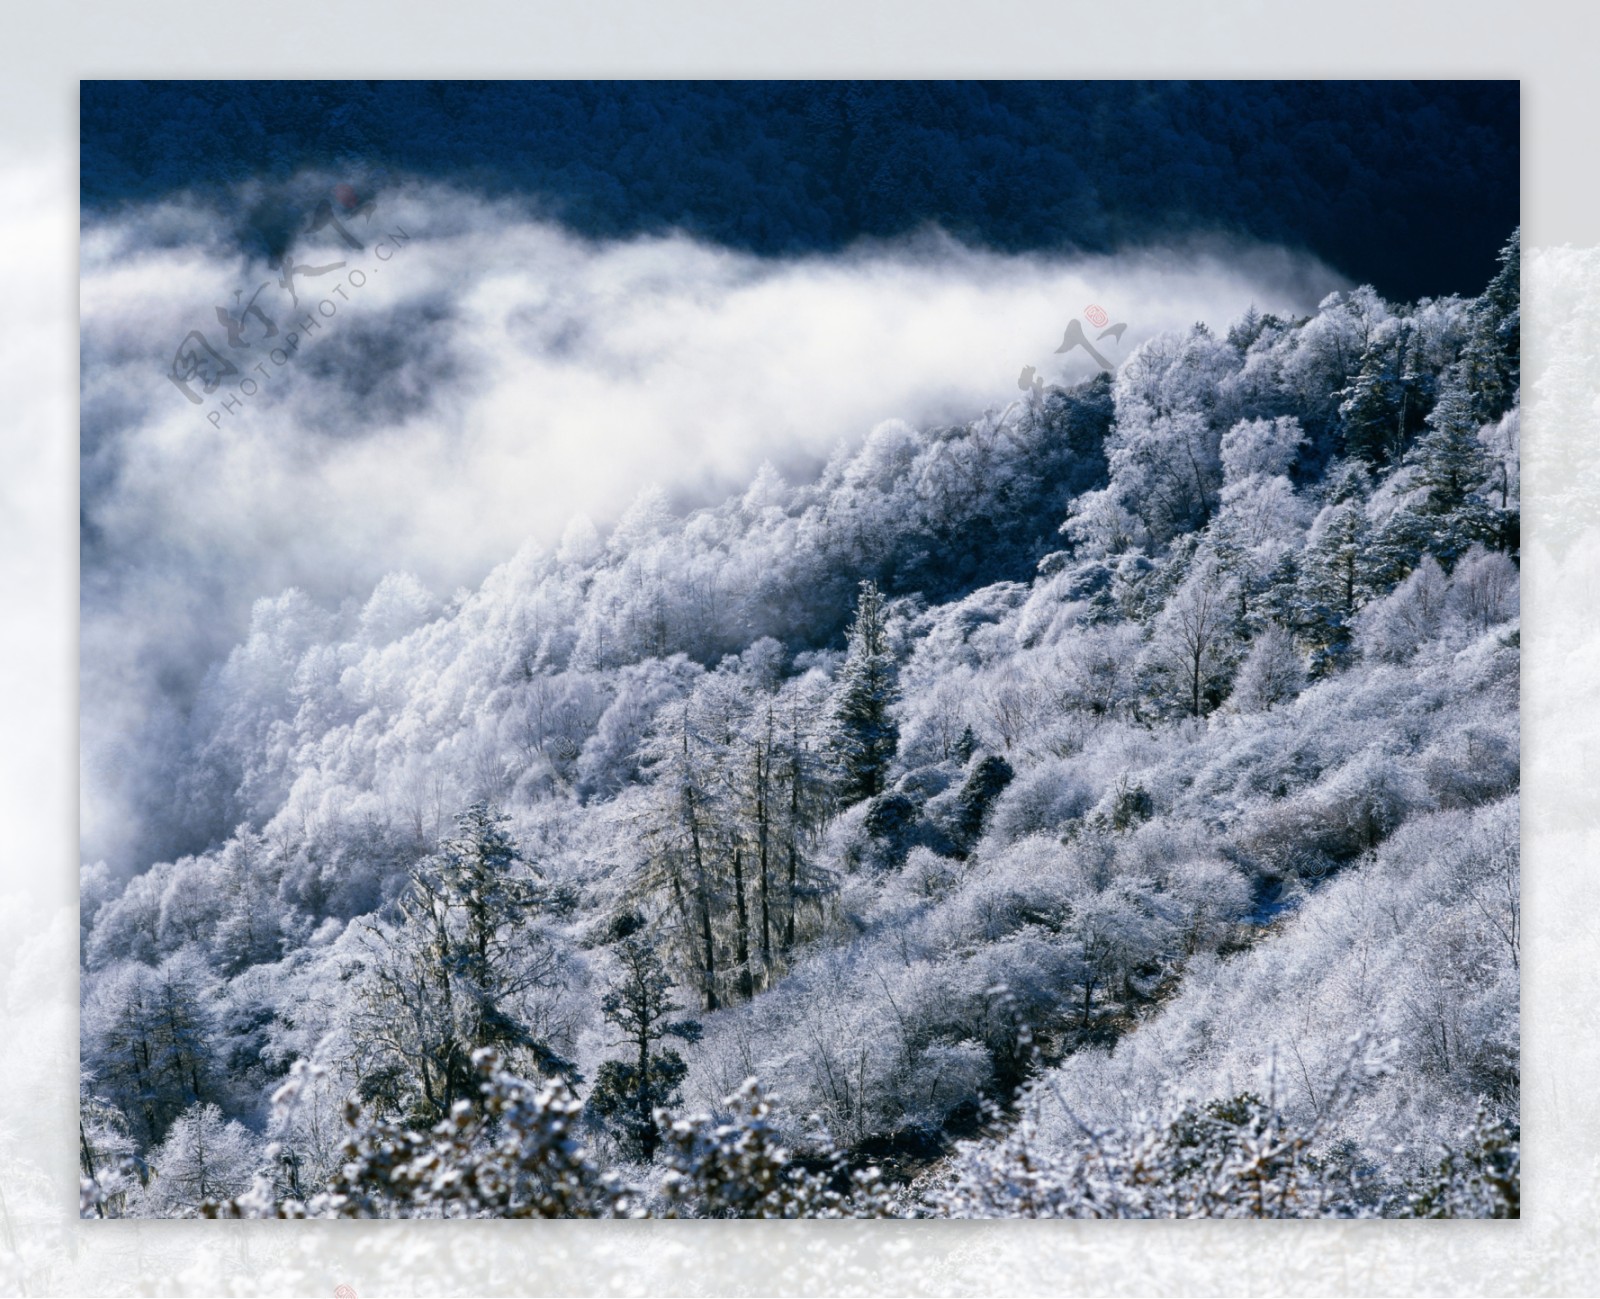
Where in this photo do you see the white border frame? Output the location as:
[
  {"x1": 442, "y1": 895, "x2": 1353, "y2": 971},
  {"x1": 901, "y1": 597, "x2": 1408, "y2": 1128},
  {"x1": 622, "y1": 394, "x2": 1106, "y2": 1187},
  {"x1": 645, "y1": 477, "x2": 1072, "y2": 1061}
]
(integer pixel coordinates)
[{"x1": 5, "y1": 4, "x2": 1592, "y2": 1292}]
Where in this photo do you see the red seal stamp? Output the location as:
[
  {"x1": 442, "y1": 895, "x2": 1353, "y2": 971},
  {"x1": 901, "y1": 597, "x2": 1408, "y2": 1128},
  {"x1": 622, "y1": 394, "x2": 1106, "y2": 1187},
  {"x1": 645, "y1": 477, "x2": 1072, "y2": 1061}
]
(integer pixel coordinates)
[{"x1": 1084, "y1": 304, "x2": 1110, "y2": 329}]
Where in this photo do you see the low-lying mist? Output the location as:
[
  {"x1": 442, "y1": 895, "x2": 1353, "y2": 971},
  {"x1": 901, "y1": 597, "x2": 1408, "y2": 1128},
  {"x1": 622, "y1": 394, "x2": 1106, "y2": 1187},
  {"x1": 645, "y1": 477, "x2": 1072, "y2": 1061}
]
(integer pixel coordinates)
[{"x1": 80, "y1": 175, "x2": 1347, "y2": 873}]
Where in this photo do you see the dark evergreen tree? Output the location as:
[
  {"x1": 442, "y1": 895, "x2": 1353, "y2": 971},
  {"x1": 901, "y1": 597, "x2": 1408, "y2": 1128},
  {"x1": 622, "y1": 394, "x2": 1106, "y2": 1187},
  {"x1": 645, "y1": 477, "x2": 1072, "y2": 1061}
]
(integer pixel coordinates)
[
  {"x1": 1109, "y1": 778, "x2": 1155, "y2": 832},
  {"x1": 861, "y1": 790, "x2": 919, "y2": 870},
  {"x1": 1367, "y1": 369, "x2": 1506, "y2": 589},
  {"x1": 1225, "y1": 303, "x2": 1265, "y2": 352},
  {"x1": 1405, "y1": 371, "x2": 1495, "y2": 518},
  {"x1": 954, "y1": 754, "x2": 1015, "y2": 853},
  {"x1": 1296, "y1": 466, "x2": 1374, "y2": 676},
  {"x1": 830, "y1": 580, "x2": 899, "y2": 804},
  {"x1": 587, "y1": 928, "x2": 701, "y2": 1162},
  {"x1": 1460, "y1": 228, "x2": 1520, "y2": 424},
  {"x1": 1363, "y1": 509, "x2": 1435, "y2": 596},
  {"x1": 1339, "y1": 321, "x2": 1428, "y2": 467},
  {"x1": 1259, "y1": 551, "x2": 1303, "y2": 633}
]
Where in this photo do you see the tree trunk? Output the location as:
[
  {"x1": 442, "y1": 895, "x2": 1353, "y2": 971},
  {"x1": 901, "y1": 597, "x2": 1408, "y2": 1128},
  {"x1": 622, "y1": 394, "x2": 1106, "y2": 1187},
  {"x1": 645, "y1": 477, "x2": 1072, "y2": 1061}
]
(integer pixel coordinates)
[
  {"x1": 733, "y1": 846, "x2": 753, "y2": 1000},
  {"x1": 635, "y1": 1000, "x2": 656, "y2": 1161},
  {"x1": 757, "y1": 741, "x2": 772, "y2": 973},
  {"x1": 698, "y1": 888, "x2": 718, "y2": 1012},
  {"x1": 783, "y1": 751, "x2": 801, "y2": 951},
  {"x1": 80, "y1": 1119, "x2": 99, "y2": 1187},
  {"x1": 687, "y1": 804, "x2": 718, "y2": 1011}
]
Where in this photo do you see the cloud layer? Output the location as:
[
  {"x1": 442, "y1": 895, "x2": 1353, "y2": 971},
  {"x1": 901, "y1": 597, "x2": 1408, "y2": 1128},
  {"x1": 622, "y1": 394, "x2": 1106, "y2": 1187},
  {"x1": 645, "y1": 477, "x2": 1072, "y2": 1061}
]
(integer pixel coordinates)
[{"x1": 80, "y1": 177, "x2": 1346, "y2": 871}]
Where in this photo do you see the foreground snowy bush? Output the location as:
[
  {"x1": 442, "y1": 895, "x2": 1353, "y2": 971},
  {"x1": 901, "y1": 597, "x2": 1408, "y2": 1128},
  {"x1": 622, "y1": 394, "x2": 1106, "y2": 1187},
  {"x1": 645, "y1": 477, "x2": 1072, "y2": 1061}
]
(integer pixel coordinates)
[{"x1": 82, "y1": 1045, "x2": 1515, "y2": 1220}]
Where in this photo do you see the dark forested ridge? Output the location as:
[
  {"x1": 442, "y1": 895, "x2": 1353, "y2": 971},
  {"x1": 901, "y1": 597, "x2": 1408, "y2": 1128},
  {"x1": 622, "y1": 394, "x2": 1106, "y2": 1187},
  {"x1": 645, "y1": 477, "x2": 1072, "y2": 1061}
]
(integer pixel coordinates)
[
  {"x1": 81, "y1": 81, "x2": 1518, "y2": 301},
  {"x1": 80, "y1": 233, "x2": 1520, "y2": 1219}
]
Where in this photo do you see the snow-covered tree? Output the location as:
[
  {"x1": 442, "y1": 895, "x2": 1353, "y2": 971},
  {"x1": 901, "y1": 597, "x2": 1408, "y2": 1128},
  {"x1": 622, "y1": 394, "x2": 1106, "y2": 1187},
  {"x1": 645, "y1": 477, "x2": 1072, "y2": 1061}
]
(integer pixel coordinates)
[
  {"x1": 829, "y1": 580, "x2": 899, "y2": 804},
  {"x1": 587, "y1": 923, "x2": 702, "y2": 1161},
  {"x1": 350, "y1": 804, "x2": 575, "y2": 1125},
  {"x1": 1296, "y1": 472, "x2": 1374, "y2": 674},
  {"x1": 136, "y1": 1102, "x2": 260, "y2": 1216},
  {"x1": 1142, "y1": 558, "x2": 1240, "y2": 717},
  {"x1": 1229, "y1": 624, "x2": 1306, "y2": 713},
  {"x1": 1459, "y1": 228, "x2": 1520, "y2": 424},
  {"x1": 1407, "y1": 369, "x2": 1497, "y2": 518}
]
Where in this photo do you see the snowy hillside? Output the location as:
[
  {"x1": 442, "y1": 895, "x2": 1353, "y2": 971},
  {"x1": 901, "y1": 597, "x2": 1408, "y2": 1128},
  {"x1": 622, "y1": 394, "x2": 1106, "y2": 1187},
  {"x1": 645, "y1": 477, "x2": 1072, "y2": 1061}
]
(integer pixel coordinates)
[{"x1": 80, "y1": 233, "x2": 1520, "y2": 1219}]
